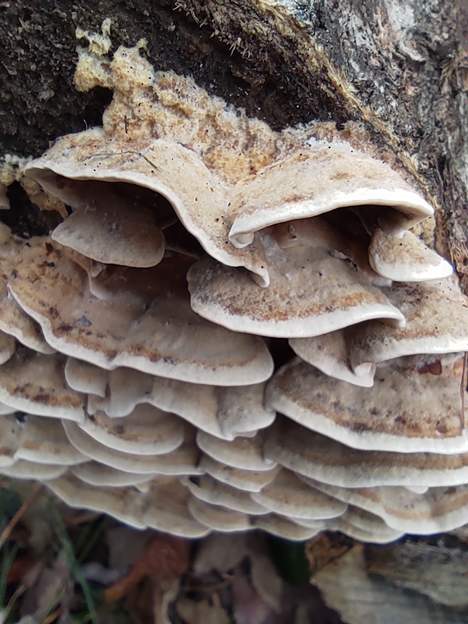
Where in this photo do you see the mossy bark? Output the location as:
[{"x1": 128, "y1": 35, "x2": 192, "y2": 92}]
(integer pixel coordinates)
[{"x1": 0, "y1": 0, "x2": 466, "y2": 288}]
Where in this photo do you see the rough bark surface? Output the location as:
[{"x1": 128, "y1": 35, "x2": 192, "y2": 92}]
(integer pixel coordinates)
[
  {"x1": 0, "y1": 4, "x2": 467, "y2": 620},
  {"x1": 0, "y1": 0, "x2": 466, "y2": 289}
]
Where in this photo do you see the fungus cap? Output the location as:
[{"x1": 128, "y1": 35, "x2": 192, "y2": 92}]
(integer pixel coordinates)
[
  {"x1": 199, "y1": 455, "x2": 279, "y2": 492},
  {"x1": 308, "y1": 480, "x2": 468, "y2": 535},
  {"x1": 369, "y1": 229, "x2": 453, "y2": 282},
  {"x1": 252, "y1": 514, "x2": 321, "y2": 541},
  {"x1": 228, "y1": 144, "x2": 433, "y2": 249},
  {"x1": 265, "y1": 418, "x2": 468, "y2": 489},
  {"x1": 0, "y1": 349, "x2": 85, "y2": 422},
  {"x1": 251, "y1": 468, "x2": 347, "y2": 520},
  {"x1": 81, "y1": 361, "x2": 275, "y2": 440},
  {"x1": 182, "y1": 475, "x2": 269, "y2": 515},
  {"x1": 290, "y1": 330, "x2": 374, "y2": 388},
  {"x1": 188, "y1": 497, "x2": 251, "y2": 532},
  {"x1": 266, "y1": 358, "x2": 467, "y2": 454},
  {"x1": 0, "y1": 460, "x2": 68, "y2": 481},
  {"x1": 0, "y1": 331, "x2": 15, "y2": 365},
  {"x1": 47, "y1": 180, "x2": 166, "y2": 268},
  {"x1": 24, "y1": 130, "x2": 271, "y2": 285},
  {"x1": 348, "y1": 279, "x2": 468, "y2": 374},
  {"x1": 9, "y1": 241, "x2": 273, "y2": 385},
  {"x1": 63, "y1": 421, "x2": 202, "y2": 475},
  {"x1": 71, "y1": 462, "x2": 155, "y2": 488},
  {"x1": 196, "y1": 431, "x2": 276, "y2": 471},
  {"x1": 188, "y1": 237, "x2": 404, "y2": 338},
  {"x1": 79, "y1": 405, "x2": 185, "y2": 455}
]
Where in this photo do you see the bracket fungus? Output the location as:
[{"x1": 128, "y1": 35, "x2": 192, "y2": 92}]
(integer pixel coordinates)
[{"x1": 1, "y1": 41, "x2": 468, "y2": 544}]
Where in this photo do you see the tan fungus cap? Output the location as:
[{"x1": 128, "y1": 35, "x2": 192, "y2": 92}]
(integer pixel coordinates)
[
  {"x1": 369, "y1": 228, "x2": 453, "y2": 282},
  {"x1": 348, "y1": 279, "x2": 468, "y2": 375},
  {"x1": 71, "y1": 461, "x2": 155, "y2": 488},
  {"x1": 188, "y1": 496, "x2": 251, "y2": 532},
  {"x1": 228, "y1": 144, "x2": 433, "y2": 249},
  {"x1": 9, "y1": 241, "x2": 273, "y2": 385},
  {"x1": 76, "y1": 360, "x2": 275, "y2": 440},
  {"x1": 308, "y1": 480, "x2": 468, "y2": 535},
  {"x1": 266, "y1": 358, "x2": 467, "y2": 454},
  {"x1": 199, "y1": 455, "x2": 279, "y2": 492},
  {"x1": 0, "y1": 460, "x2": 68, "y2": 481},
  {"x1": 0, "y1": 348, "x2": 85, "y2": 422},
  {"x1": 196, "y1": 431, "x2": 276, "y2": 471},
  {"x1": 63, "y1": 420, "x2": 201, "y2": 475},
  {"x1": 79, "y1": 405, "x2": 185, "y2": 455},
  {"x1": 0, "y1": 330, "x2": 15, "y2": 365},
  {"x1": 251, "y1": 468, "x2": 347, "y2": 520},
  {"x1": 290, "y1": 330, "x2": 374, "y2": 388},
  {"x1": 265, "y1": 418, "x2": 468, "y2": 489},
  {"x1": 188, "y1": 233, "x2": 404, "y2": 338},
  {"x1": 182, "y1": 475, "x2": 269, "y2": 515},
  {"x1": 45, "y1": 178, "x2": 166, "y2": 268}
]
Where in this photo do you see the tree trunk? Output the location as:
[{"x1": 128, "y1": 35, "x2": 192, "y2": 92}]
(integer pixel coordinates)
[
  {"x1": 1, "y1": 2, "x2": 467, "y2": 620},
  {"x1": 1, "y1": 0, "x2": 466, "y2": 286}
]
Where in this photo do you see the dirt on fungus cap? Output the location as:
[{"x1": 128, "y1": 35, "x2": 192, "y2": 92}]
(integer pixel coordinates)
[
  {"x1": 250, "y1": 468, "x2": 347, "y2": 520},
  {"x1": 70, "y1": 359, "x2": 275, "y2": 441},
  {"x1": 264, "y1": 418, "x2": 468, "y2": 489},
  {"x1": 196, "y1": 430, "x2": 276, "y2": 472},
  {"x1": 266, "y1": 357, "x2": 468, "y2": 454},
  {"x1": 9, "y1": 241, "x2": 273, "y2": 385},
  {"x1": 188, "y1": 233, "x2": 404, "y2": 338},
  {"x1": 79, "y1": 405, "x2": 185, "y2": 455},
  {"x1": 0, "y1": 414, "x2": 86, "y2": 467},
  {"x1": 0, "y1": 230, "x2": 54, "y2": 354},
  {"x1": 62, "y1": 420, "x2": 201, "y2": 475},
  {"x1": 0, "y1": 348, "x2": 86, "y2": 422},
  {"x1": 228, "y1": 144, "x2": 433, "y2": 250}
]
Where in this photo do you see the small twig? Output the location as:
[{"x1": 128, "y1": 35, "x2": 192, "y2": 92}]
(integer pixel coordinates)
[
  {"x1": 41, "y1": 606, "x2": 63, "y2": 624},
  {"x1": 461, "y1": 351, "x2": 467, "y2": 430},
  {"x1": 64, "y1": 511, "x2": 100, "y2": 527},
  {"x1": 0, "y1": 483, "x2": 43, "y2": 549},
  {"x1": 85, "y1": 150, "x2": 160, "y2": 172},
  {"x1": 2, "y1": 581, "x2": 27, "y2": 621},
  {"x1": 182, "y1": 578, "x2": 232, "y2": 594}
]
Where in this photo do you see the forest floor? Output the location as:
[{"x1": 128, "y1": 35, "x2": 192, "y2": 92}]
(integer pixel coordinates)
[{"x1": 1, "y1": 480, "x2": 468, "y2": 624}]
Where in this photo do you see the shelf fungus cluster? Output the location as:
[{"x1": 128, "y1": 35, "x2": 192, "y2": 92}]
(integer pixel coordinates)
[{"x1": 1, "y1": 45, "x2": 468, "y2": 543}]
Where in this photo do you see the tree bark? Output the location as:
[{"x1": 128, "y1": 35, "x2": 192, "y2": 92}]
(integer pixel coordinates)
[
  {"x1": 1, "y1": 0, "x2": 466, "y2": 288},
  {"x1": 1, "y1": 3, "x2": 467, "y2": 619}
]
